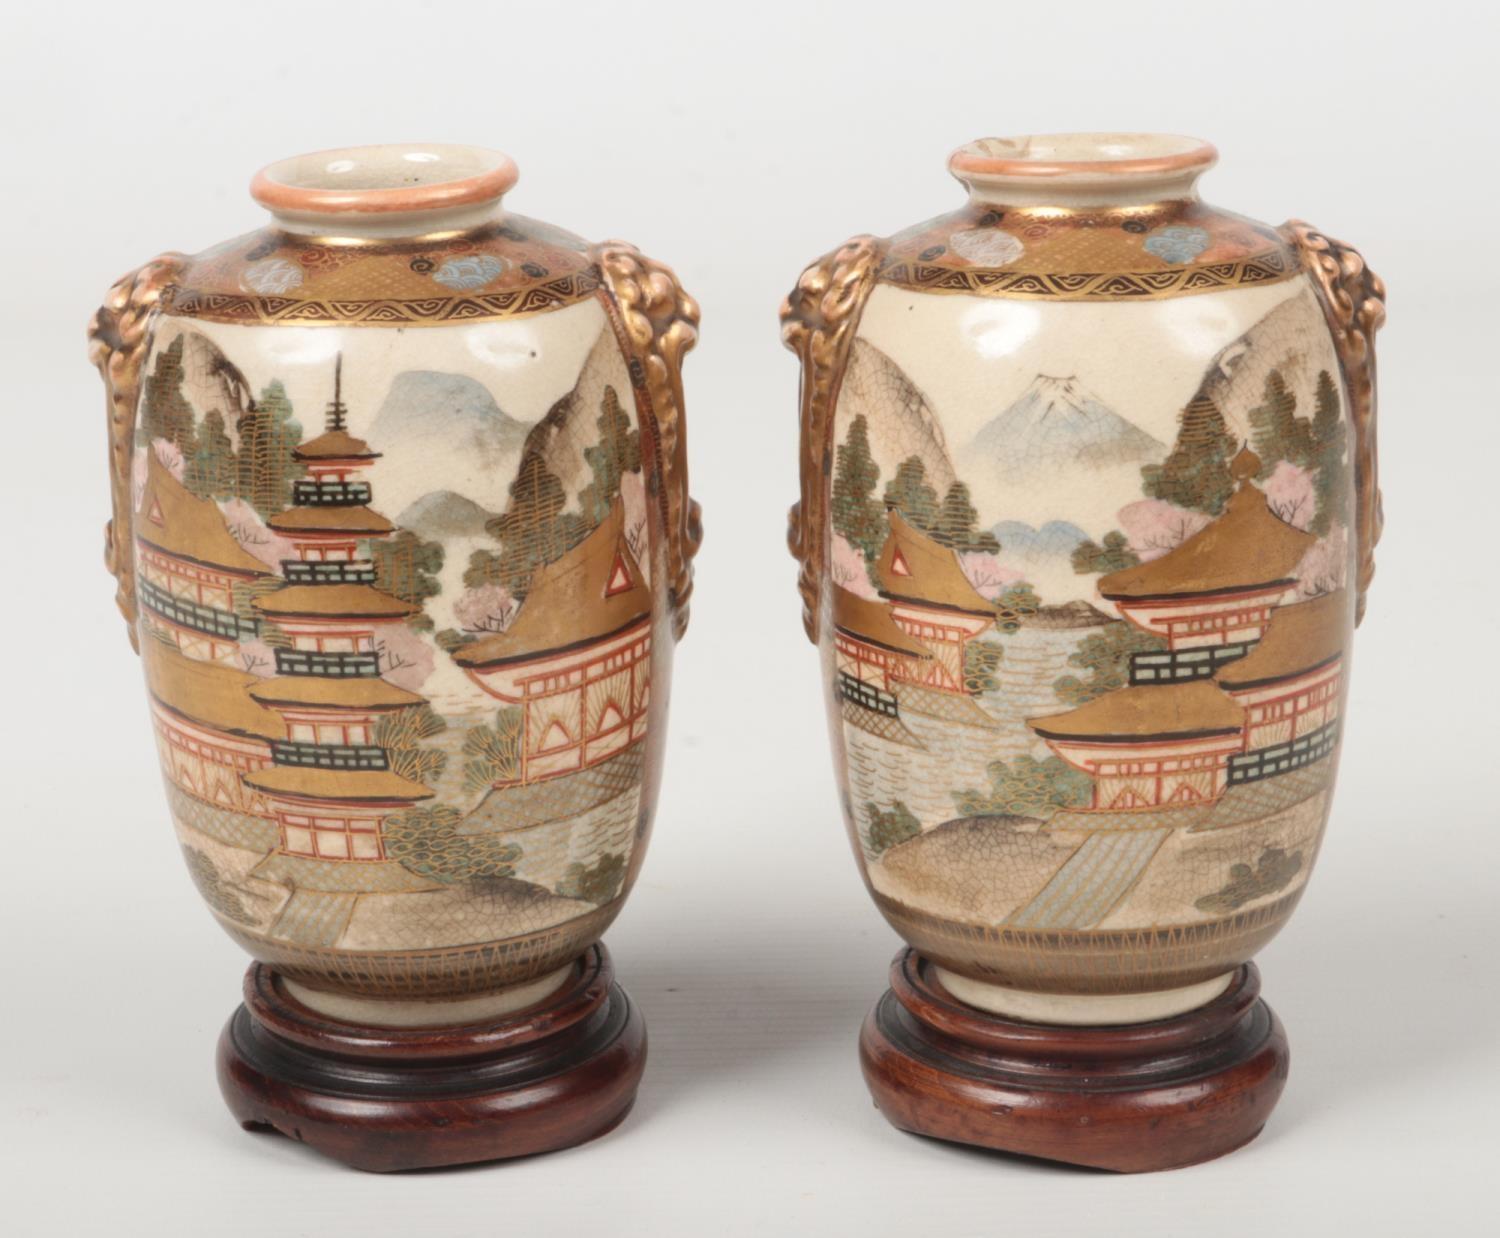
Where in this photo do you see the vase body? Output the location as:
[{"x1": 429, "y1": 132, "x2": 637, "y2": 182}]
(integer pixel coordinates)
[
  {"x1": 785, "y1": 134, "x2": 1382, "y2": 1023},
  {"x1": 94, "y1": 145, "x2": 698, "y2": 1022}
]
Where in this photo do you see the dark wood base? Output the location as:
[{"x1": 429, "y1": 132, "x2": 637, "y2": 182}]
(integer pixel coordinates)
[
  {"x1": 216, "y1": 943, "x2": 645, "y2": 1171},
  {"x1": 859, "y1": 950, "x2": 1288, "y2": 1173}
]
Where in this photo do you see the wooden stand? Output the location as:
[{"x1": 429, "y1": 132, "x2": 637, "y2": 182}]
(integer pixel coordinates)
[
  {"x1": 859, "y1": 949, "x2": 1288, "y2": 1172},
  {"x1": 217, "y1": 943, "x2": 645, "y2": 1171}
]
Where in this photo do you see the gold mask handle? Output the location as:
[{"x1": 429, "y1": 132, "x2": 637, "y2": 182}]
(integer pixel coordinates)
[
  {"x1": 1281, "y1": 222, "x2": 1386, "y2": 625},
  {"x1": 88, "y1": 254, "x2": 184, "y2": 651},
  {"x1": 780, "y1": 236, "x2": 884, "y2": 644},
  {"x1": 593, "y1": 243, "x2": 702, "y2": 641}
]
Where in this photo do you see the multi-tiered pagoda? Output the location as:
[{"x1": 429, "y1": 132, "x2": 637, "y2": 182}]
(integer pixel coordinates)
[
  {"x1": 455, "y1": 499, "x2": 651, "y2": 786},
  {"x1": 243, "y1": 357, "x2": 434, "y2": 865},
  {"x1": 1099, "y1": 446, "x2": 1314, "y2": 684},
  {"x1": 135, "y1": 454, "x2": 270, "y2": 664}
]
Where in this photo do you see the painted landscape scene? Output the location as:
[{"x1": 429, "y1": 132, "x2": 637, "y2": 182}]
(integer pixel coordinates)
[{"x1": 828, "y1": 286, "x2": 1354, "y2": 967}]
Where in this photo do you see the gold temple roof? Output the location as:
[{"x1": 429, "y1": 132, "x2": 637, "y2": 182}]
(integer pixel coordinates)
[
  {"x1": 248, "y1": 675, "x2": 425, "y2": 711},
  {"x1": 243, "y1": 766, "x2": 434, "y2": 803},
  {"x1": 454, "y1": 501, "x2": 650, "y2": 669},
  {"x1": 831, "y1": 586, "x2": 933, "y2": 659},
  {"x1": 253, "y1": 583, "x2": 416, "y2": 620},
  {"x1": 267, "y1": 504, "x2": 395, "y2": 536},
  {"x1": 135, "y1": 455, "x2": 271, "y2": 578},
  {"x1": 1099, "y1": 450, "x2": 1315, "y2": 601},
  {"x1": 876, "y1": 512, "x2": 995, "y2": 617},
  {"x1": 294, "y1": 429, "x2": 379, "y2": 461},
  {"x1": 1218, "y1": 590, "x2": 1347, "y2": 690},
  {"x1": 1029, "y1": 680, "x2": 1244, "y2": 743},
  {"x1": 142, "y1": 637, "x2": 284, "y2": 741}
]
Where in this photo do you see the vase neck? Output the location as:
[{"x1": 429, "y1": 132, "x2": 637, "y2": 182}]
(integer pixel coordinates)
[
  {"x1": 949, "y1": 133, "x2": 1216, "y2": 210},
  {"x1": 250, "y1": 143, "x2": 518, "y2": 240}
]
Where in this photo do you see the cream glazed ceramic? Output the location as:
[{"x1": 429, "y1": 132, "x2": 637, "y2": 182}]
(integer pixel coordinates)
[
  {"x1": 785, "y1": 133, "x2": 1383, "y2": 1024},
  {"x1": 92, "y1": 144, "x2": 699, "y2": 1025}
]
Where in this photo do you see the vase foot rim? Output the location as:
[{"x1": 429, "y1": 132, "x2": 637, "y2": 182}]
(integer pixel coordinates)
[
  {"x1": 216, "y1": 943, "x2": 646, "y2": 1171},
  {"x1": 859, "y1": 949, "x2": 1289, "y2": 1173}
]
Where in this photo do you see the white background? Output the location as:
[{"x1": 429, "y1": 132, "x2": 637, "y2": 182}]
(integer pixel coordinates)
[{"x1": 2, "y1": 2, "x2": 1496, "y2": 1234}]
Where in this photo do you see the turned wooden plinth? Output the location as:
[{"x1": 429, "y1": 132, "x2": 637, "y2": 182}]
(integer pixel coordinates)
[
  {"x1": 860, "y1": 950, "x2": 1288, "y2": 1172},
  {"x1": 217, "y1": 943, "x2": 645, "y2": 1171}
]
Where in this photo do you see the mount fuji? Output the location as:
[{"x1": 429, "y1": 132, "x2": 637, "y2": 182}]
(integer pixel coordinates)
[{"x1": 966, "y1": 375, "x2": 1165, "y2": 486}]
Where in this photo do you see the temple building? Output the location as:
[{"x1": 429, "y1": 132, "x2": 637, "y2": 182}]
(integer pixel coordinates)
[
  {"x1": 1099, "y1": 446, "x2": 1315, "y2": 684},
  {"x1": 142, "y1": 636, "x2": 281, "y2": 818},
  {"x1": 135, "y1": 454, "x2": 269, "y2": 664},
  {"x1": 1028, "y1": 681, "x2": 1246, "y2": 811},
  {"x1": 875, "y1": 512, "x2": 995, "y2": 696},
  {"x1": 267, "y1": 353, "x2": 392, "y2": 574},
  {"x1": 242, "y1": 356, "x2": 435, "y2": 864},
  {"x1": 455, "y1": 500, "x2": 651, "y2": 785},
  {"x1": 1219, "y1": 589, "x2": 1347, "y2": 786},
  {"x1": 831, "y1": 585, "x2": 933, "y2": 718}
]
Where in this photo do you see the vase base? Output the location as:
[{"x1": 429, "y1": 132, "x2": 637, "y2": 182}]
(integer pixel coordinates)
[
  {"x1": 859, "y1": 949, "x2": 1288, "y2": 1173},
  {"x1": 216, "y1": 943, "x2": 646, "y2": 1172}
]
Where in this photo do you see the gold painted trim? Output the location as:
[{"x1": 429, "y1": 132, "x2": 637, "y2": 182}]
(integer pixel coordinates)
[
  {"x1": 1281, "y1": 221, "x2": 1385, "y2": 624},
  {"x1": 877, "y1": 247, "x2": 1296, "y2": 301},
  {"x1": 161, "y1": 269, "x2": 601, "y2": 326},
  {"x1": 592, "y1": 242, "x2": 702, "y2": 641},
  {"x1": 781, "y1": 236, "x2": 885, "y2": 643},
  {"x1": 89, "y1": 253, "x2": 186, "y2": 650}
]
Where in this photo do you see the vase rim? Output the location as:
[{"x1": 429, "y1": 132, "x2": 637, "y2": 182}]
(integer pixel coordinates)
[
  {"x1": 949, "y1": 133, "x2": 1217, "y2": 181},
  {"x1": 250, "y1": 143, "x2": 519, "y2": 229}
]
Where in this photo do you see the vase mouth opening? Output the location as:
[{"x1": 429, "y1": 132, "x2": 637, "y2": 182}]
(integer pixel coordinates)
[
  {"x1": 949, "y1": 133, "x2": 1217, "y2": 206},
  {"x1": 250, "y1": 144, "x2": 518, "y2": 237}
]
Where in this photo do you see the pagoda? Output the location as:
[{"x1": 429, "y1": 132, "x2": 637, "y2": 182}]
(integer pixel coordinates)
[
  {"x1": 1099, "y1": 445, "x2": 1315, "y2": 684},
  {"x1": 830, "y1": 585, "x2": 933, "y2": 718},
  {"x1": 454, "y1": 499, "x2": 651, "y2": 786},
  {"x1": 1219, "y1": 589, "x2": 1347, "y2": 786},
  {"x1": 1028, "y1": 680, "x2": 1246, "y2": 811},
  {"x1": 242, "y1": 355, "x2": 434, "y2": 865},
  {"x1": 874, "y1": 511, "x2": 995, "y2": 696},
  {"x1": 142, "y1": 636, "x2": 282, "y2": 819},
  {"x1": 134, "y1": 453, "x2": 270, "y2": 664}
]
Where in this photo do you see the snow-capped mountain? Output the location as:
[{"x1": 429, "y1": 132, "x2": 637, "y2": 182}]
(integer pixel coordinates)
[{"x1": 966, "y1": 375, "x2": 1165, "y2": 485}]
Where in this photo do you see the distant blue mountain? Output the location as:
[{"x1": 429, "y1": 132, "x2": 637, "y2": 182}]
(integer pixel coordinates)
[{"x1": 991, "y1": 519, "x2": 1089, "y2": 559}]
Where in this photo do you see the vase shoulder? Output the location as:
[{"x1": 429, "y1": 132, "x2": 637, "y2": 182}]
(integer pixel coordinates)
[{"x1": 875, "y1": 199, "x2": 1301, "y2": 303}]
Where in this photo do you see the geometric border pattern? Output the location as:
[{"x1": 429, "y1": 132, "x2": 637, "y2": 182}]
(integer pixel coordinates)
[
  {"x1": 877, "y1": 248, "x2": 1297, "y2": 301},
  {"x1": 161, "y1": 269, "x2": 603, "y2": 326}
]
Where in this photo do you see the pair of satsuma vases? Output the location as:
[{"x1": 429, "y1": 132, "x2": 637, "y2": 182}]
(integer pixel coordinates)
[{"x1": 93, "y1": 136, "x2": 1382, "y2": 1170}]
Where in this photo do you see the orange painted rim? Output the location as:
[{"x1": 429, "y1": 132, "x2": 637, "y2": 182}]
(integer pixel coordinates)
[
  {"x1": 950, "y1": 134, "x2": 1217, "y2": 180},
  {"x1": 250, "y1": 144, "x2": 519, "y2": 216}
]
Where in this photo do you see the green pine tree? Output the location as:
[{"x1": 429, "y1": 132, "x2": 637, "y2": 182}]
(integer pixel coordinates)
[
  {"x1": 831, "y1": 415, "x2": 886, "y2": 561},
  {"x1": 933, "y1": 481, "x2": 1000, "y2": 552},
  {"x1": 883, "y1": 456, "x2": 941, "y2": 531},
  {"x1": 1142, "y1": 393, "x2": 1237, "y2": 514},
  {"x1": 485, "y1": 452, "x2": 590, "y2": 600},
  {"x1": 139, "y1": 336, "x2": 199, "y2": 456},
  {"x1": 1072, "y1": 529, "x2": 1140, "y2": 575},
  {"x1": 578, "y1": 385, "x2": 641, "y2": 525},
  {"x1": 236, "y1": 381, "x2": 304, "y2": 518},
  {"x1": 369, "y1": 530, "x2": 444, "y2": 607},
  {"x1": 185, "y1": 408, "x2": 238, "y2": 499},
  {"x1": 1247, "y1": 369, "x2": 1314, "y2": 474},
  {"x1": 1309, "y1": 369, "x2": 1348, "y2": 535},
  {"x1": 866, "y1": 801, "x2": 921, "y2": 854}
]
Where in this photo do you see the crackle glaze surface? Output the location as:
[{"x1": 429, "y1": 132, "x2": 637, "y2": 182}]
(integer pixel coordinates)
[
  {"x1": 99, "y1": 162, "x2": 697, "y2": 1003},
  {"x1": 788, "y1": 139, "x2": 1375, "y2": 1003}
]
